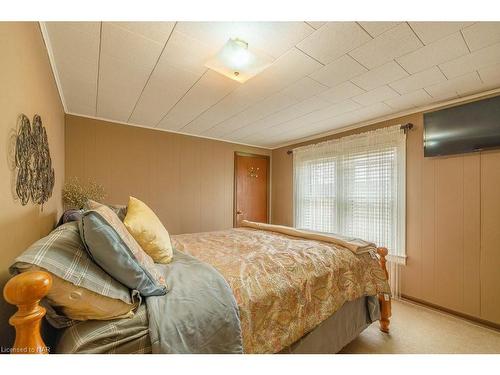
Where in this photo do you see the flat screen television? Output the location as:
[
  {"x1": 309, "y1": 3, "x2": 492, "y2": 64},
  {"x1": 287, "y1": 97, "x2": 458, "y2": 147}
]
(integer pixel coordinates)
[{"x1": 423, "y1": 95, "x2": 500, "y2": 157}]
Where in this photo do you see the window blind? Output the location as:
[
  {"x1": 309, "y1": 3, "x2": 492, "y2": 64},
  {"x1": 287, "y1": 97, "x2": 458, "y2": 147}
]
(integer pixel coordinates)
[{"x1": 293, "y1": 125, "x2": 406, "y2": 264}]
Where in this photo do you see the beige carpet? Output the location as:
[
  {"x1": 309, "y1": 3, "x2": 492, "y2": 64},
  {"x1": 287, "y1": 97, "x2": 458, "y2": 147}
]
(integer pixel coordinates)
[{"x1": 340, "y1": 299, "x2": 500, "y2": 353}]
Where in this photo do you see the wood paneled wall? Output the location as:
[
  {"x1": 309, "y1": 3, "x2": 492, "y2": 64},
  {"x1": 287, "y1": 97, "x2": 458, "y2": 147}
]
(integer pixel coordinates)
[
  {"x1": 271, "y1": 111, "x2": 500, "y2": 325},
  {"x1": 65, "y1": 115, "x2": 271, "y2": 235},
  {"x1": 0, "y1": 22, "x2": 65, "y2": 348}
]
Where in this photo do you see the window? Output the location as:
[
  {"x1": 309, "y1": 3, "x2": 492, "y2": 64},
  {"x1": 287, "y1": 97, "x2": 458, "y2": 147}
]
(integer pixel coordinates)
[{"x1": 293, "y1": 125, "x2": 406, "y2": 263}]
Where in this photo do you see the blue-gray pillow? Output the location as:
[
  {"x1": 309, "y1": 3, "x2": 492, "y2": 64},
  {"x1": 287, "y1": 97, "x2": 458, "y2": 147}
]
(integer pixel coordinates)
[{"x1": 79, "y1": 201, "x2": 168, "y2": 297}]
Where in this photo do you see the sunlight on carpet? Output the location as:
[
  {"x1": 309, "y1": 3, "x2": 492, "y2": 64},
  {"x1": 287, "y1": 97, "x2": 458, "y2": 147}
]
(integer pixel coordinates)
[{"x1": 339, "y1": 299, "x2": 500, "y2": 354}]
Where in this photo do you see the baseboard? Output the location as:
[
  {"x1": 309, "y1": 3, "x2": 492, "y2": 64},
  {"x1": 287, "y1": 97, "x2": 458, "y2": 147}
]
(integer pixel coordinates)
[{"x1": 401, "y1": 294, "x2": 500, "y2": 332}]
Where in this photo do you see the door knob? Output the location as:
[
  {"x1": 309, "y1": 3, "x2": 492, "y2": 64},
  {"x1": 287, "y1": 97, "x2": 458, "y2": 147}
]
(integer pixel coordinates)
[{"x1": 236, "y1": 210, "x2": 242, "y2": 214}]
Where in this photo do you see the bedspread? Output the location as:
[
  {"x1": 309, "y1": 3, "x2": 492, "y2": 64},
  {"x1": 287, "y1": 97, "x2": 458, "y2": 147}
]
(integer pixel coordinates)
[{"x1": 172, "y1": 227, "x2": 390, "y2": 353}]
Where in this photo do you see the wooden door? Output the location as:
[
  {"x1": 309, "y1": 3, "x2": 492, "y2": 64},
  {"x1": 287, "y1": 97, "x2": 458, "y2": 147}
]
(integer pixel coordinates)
[{"x1": 234, "y1": 153, "x2": 269, "y2": 227}]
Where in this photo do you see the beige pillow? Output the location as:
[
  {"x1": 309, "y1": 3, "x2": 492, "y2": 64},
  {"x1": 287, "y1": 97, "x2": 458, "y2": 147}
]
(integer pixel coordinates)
[
  {"x1": 21, "y1": 265, "x2": 137, "y2": 321},
  {"x1": 124, "y1": 196, "x2": 173, "y2": 264}
]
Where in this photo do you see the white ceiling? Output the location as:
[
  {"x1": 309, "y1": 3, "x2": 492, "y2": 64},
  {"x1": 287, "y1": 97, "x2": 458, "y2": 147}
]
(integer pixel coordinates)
[{"x1": 42, "y1": 21, "x2": 500, "y2": 148}]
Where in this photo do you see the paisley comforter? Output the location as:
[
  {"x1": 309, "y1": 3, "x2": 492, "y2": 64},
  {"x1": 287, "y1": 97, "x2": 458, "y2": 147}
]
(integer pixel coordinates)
[{"x1": 172, "y1": 226, "x2": 390, "y2": 353}]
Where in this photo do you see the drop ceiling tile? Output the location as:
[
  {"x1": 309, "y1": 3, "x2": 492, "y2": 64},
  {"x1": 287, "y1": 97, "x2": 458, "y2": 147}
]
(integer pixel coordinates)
[
  {"x1": 157, "y1": 70, "x2": 239, "y2": 131},
  {"x1": 389, "y1": 66, "x2": 447, "y2": 94},
  {"x1": 99, "y1": 54, "x2": 153, "y2": 92},
  {"x1": 384, "y1": 89, "x2": 433, "y2": 110},
  {"x1": 175, "y1": 22, "x2": 314, "y2": 59},
  {"x1": 408, "y1": 22, "x2": 474, "y2": 45},
  {"x1": 478, "y1": 63, "x2": 500, "y2": 88},
  {"x1": 110, "y1": 22, "x2": 175, "y2": 44},
  {"x1": 461, "y1": 22, "x2": 500, "y2": 51},
  {"x1": 129, "y1": 65, "x2": 201, "y2": 126},
  {"x1": 279, "y1": 77, "x2": 329, "y2": 101},
  {"x1": 349, "y1": 23, "x2": 423, "y2": 69},
  {"x1": 183, "y1": 48, "x2": 323, "y2": 133},
  {"x1": 100, "y1": 23, "x2": 164, "y2": 67},
  {"x1": 352, "y1": 85, "x2": 400, "y2": 106},
  {"x1": 357, "y1": 22, "x2": 400, "y2": 37},
  {"x1": 351, "y1": 61, "x2": 408, "y2": 91},
  {"x1": 424, "y1": 71, "x2": 483, "y2": 100},
  {"x1": 318, "y1": 81, "x2": 366, "y2": 103},
  {"x1": 201, "y1": 92, "x2": 298, "y2": 138},
  {"x1": 296, "y1": 22, "x2": 372, "y2": 64},
  {"x1": 160, "y1": 30, "x2": 215, "y2": 76},
  {"x1": 439, "y1": 42, "x2": 500, "y2": 78},
  {"x1": 309, "y1": 54, "x2": 367, "y2": 87},
  {"x1": 306, "y1": 22, "x2": 326, "y2": 30},
  {"x1": 396, "y1": 32, "x2": 469, "y2": 74},
  {"x1": 45, "y1": 22, "x2": 100, "y2": 114}
]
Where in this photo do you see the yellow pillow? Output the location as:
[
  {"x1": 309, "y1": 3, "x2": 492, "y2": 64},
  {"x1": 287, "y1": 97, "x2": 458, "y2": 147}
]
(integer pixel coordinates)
[
  {"x1": 124, "y1": 196, "x2": 173, "y2": 264},
  {"x1": 21, "y1": 266, "x2": 137, "y2": 321}
]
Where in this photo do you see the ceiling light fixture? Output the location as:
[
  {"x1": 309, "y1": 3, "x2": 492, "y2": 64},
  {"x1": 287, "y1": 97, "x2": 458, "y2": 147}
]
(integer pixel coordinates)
[{"x1": 205, "y1": 38, "x2": 273, "y2": 83}]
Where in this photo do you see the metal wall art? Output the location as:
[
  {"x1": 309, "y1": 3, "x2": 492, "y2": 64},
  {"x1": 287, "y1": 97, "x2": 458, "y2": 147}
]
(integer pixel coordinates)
[{"x1": 15, "y1": 114, "x2": 55, "y2": 206}]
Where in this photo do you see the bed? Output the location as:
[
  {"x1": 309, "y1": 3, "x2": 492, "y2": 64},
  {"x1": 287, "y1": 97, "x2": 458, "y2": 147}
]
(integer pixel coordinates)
[{"x1": 4, "y1": 221, "x2": 391, "y2": 354}]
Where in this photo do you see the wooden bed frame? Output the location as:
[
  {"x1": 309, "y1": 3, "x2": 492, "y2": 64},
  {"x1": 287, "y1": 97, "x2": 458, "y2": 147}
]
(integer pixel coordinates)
[{"x1": 3, "y1": 247, "x2": 391, "y2": 354}]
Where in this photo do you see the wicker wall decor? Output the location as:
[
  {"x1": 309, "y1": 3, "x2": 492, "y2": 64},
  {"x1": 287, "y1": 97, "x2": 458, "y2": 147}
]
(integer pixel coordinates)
[{"x1": 15, "y1": 114, "x2": 55, "y2": 206}]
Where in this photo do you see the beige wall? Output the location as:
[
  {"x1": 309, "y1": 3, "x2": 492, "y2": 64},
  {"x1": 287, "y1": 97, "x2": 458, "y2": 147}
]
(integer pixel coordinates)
[
  {"x1": 272, "y1": 111, "x2": 500, "y2": 326},
  {"x1": 65, "y1": 115, "x2": 271, "y2": 235},
  {"x1": 0, "y1": 23, "x2": 65, "y2": 347}
]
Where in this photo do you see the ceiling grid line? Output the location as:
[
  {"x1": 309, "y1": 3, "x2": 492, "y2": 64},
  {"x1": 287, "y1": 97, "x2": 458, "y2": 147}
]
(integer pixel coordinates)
[
  {"x1": 127, "y1": 22, "x2": 178, "y2": 123},
  {"x1": 460, "y1": 29, "x2": 473, "y2": 53},
  {"x1": 294, "y1": 45, "x2": 326, "y2": 66},
  {"x1": 154, "y1": 69, "x2": 209, "y2": 128},
  {"x1": 355, "y1": 21, "x2": 376, "y2": 39},
  {"x1": 436, "y1": 64, "x2": 450, "y2": 80},
  {"x1": 393, "y1": 58, "x2": 412, "y2": 76},
  {"x1": 346, "y1": 51, "x2": 371, "y2": 71},
  {"x1": 406, "y1": 22, "x2": 426, "y2": 46}
]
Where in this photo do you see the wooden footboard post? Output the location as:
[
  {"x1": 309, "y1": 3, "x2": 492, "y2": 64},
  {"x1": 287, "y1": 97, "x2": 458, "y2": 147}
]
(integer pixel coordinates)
[
  {"x1": 3, "y1": 270, "x2": 52, "y2": 354},
  {"x1": 376, "y1": 247, "x2": 391, "y2": 333}
]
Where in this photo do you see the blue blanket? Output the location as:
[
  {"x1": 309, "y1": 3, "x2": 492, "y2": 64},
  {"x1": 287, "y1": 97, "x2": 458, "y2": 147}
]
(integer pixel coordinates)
[{"x1": 146, "y1": 249, "x2": 243, "y2": 353}]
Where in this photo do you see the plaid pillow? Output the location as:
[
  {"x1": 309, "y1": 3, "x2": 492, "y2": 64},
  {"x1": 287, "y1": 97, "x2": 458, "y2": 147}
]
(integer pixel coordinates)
[{"x1": 10, "y1": 222, "x2": 138, "y2": 305}]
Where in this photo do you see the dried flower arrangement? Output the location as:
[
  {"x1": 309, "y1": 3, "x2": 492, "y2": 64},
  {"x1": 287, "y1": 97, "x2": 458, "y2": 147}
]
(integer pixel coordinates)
[{"x1": 62, "y1": 177, "x2": 106, "y2": 209}]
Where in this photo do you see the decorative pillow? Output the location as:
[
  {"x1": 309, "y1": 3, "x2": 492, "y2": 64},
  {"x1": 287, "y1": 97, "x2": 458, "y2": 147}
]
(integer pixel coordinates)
[
  {"x1": 107, "y1": 204, "x2": 128, "y2": 221},
  {"x1": 124, "y1": 196, "x2": 173, "y2": 264},
  {"x1": 56, "y1": 209, "x2": 84, "y2": 227},
  {"x1": 18, "y1": 265, "x2": 137, "y2": 322},
  {"x1": 10, "y1": 222, "x2": 140, "y2": 327},
  {"x1": 80, "y1": 200, "x2": 167, "y2": 296}
]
